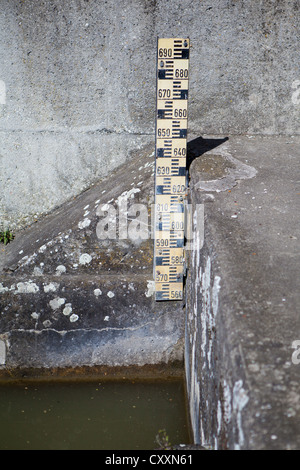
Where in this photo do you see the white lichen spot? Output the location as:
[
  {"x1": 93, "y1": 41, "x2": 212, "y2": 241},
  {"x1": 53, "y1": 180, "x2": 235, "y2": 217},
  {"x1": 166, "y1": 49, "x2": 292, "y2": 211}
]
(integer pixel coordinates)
[
  {"x1": 100, "y1": 203, "x2": 110, "y2": 212},
  {"x1": 15, "y1": 282, "x2": 39, "y2": 294},
  {"x1": 104, "y1": 316, "x2": 109, "y2": 321},
  {"x1": 43, "y1": 320, "x2": 52, "y2": 328},
  {"x1": 117, "y1": 187, "x2": 141, "y2": 206},
  {"x1": 233, "y1": 380, "x2": 249, "y2": 449},
  {"x1": 33, "y1": 266, "x2": 43, "y2": 276},
  {"x1": 78, "y1": 218, "x2": 91, "y2": 229},
  {"x1": 249, "y1": 93, "x2": 262, "y2": 107},
  {"x1": 248, "y1": 363, "x2": 260, "y2": 373},
  {"x1": 107, "y1": 291, "x2": 115, "y2": 298},
  {"x1": 31, "y1": 312, "x2": 40, "y2": 320},
  {"x1": 217, "y1": 400, "x2": 222, "y2": 435},
  {"x1": 222, "y1": 380, "x2": 232, "y2": 425},
  {"x1": 56, "y1": 265, "x2": 66, "y2": 275},
  {"x1": 94, "y1": 288, "x2": 102, "y2": 297},
  {"x1": 69, "y1": 314, "x2": 79, "y2": 322},
  {"x1": 0, "y1": 339, "x2": 5, "y2": 366},
  {"x1": 145, "y1": 280, "x2": 155, "y2": 297},
  {"x1": 0, "y1": 80, "x2": 6, "y2": 105},
  {"x1": 0, "y1": 283, "x2": 8, "y2": 294},
  {"x1": 44, "y1": 283, "x2": 59, "y2": 293},
  {"x1": 79, "y1": 253, "x2": 92, "y2": 265},
  {"x1": 49, "y1": 297, "x2": 66, "y2": 310},
  {"x1": 292, "y1": 79, "x2": 300, "y2": 105},
  {"x1": 38, "y1": 244, "x2": 47, "y2": 253},
  {"x1": 63, "y1": 303, "x2": 72, "y2": 316}
]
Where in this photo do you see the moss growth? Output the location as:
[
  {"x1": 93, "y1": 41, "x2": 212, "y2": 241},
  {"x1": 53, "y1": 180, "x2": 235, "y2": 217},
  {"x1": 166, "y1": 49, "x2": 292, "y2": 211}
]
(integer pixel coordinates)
[{"x1": 0, "y1": 229, "x2": 14, "y2": 245}]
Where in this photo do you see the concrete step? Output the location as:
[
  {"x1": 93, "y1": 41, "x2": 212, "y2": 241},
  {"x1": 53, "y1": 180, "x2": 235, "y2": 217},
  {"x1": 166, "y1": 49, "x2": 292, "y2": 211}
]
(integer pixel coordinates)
[
  {"x1": 0, "y1": 272, "x2": 183, "y2": 370},
  {"x1": 0, "y1": 144, "x2": 184, "y2": 371}
]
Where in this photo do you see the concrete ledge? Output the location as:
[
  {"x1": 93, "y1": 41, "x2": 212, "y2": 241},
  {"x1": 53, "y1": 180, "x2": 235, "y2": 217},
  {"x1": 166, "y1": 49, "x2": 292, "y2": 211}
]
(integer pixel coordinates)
[
  {"x1": 185, "y1": 135, "x2": 300, "y2": 450},
  {"x1": 0, "y1": 363, "x2": 185, "y2": 383},
  {"x1": 0, "y1": 273, "x2": 184, "y2": 369}
]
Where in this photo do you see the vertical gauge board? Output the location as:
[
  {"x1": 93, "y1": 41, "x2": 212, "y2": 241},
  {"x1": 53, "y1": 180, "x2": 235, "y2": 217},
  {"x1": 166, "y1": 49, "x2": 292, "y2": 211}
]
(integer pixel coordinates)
[{"x1": 154, "y1": 38, "x2": 190, "y2": 301}]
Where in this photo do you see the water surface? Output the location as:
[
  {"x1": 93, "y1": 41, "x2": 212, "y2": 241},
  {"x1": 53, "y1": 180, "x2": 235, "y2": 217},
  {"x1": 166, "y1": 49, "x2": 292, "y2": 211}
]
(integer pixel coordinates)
[{"x1": 0, "y1": 379, "x2": 190, "y2": 450}]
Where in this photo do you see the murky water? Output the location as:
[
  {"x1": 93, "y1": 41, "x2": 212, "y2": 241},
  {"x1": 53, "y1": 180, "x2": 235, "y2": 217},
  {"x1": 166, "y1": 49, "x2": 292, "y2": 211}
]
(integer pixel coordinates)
[{"x1": 0, "y1": 379, "x2": 190, "y2": 450}]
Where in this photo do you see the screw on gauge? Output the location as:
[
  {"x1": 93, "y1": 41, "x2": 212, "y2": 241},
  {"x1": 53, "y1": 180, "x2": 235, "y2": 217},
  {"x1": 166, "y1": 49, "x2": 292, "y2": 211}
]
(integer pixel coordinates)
[
  {"x1": 184, "y1": 40, "x2": 188, "y2": 47},
  {"x1": 160, "y1": 60, "x2": 164, "y2": 67}
]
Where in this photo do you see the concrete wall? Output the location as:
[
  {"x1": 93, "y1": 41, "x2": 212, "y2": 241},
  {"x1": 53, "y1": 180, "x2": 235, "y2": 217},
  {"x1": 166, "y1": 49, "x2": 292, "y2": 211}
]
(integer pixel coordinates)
[
  {"x1": 1, "y1": 0, "x2": 299, "y2": 229},
  {"x1": 185, "y1": 135, "x2": 300, "y2": 449}
]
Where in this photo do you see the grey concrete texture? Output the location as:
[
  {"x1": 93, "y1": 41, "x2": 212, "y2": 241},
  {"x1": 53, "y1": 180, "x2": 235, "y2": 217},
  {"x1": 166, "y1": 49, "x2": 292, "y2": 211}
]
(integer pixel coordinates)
[
  {"x1": 0, "y1": 144, "x2": 184, "y2": 370},
  {"x1": 1, "y1": 0, "x2": 300, "y2": 229},
  {"x1": 0, "y1": 274, "x2": 183, "y2": 369},
  {"x1": 0, "y1": 126, "x2": 299, "y2": 450},
  {"x1": 185, "y1": 135, "x2": 300, "y2": 449}
]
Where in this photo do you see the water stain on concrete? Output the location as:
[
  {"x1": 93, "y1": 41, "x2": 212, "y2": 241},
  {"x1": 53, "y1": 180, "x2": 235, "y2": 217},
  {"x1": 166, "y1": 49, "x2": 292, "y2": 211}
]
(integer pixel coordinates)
[{"x1": 190, "y1": 149, "x2": 257, "y2": 192}]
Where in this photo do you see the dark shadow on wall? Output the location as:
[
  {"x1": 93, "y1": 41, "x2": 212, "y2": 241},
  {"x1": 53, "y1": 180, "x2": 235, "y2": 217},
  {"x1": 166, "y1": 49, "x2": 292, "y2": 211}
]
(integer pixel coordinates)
[{"x1": 187, "y1": 136, "x2": 229, "y2": 171}]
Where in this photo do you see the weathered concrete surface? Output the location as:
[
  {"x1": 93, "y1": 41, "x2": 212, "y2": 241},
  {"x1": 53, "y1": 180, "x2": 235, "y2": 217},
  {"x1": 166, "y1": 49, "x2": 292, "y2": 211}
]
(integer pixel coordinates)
[
  {"x1": 0, "y1": 274, "x2": 184, "y2": 369},
  {"x1": 185, "y1": 135, "x2": 300, "y2": 449},
  {"x1": 0, "y1": 144, "x2": 184, "y2": 371},
  {"x1": 1, "y1": 0, "x2": 300, "y2": 229},
  {"x1": 1, "y1": 133, "x2": 300, "y2": 450}
]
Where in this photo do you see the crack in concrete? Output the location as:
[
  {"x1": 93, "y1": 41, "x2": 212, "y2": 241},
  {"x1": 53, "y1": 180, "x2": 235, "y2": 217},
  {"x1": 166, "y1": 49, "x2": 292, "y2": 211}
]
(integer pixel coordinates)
[{"x1": 1, "y1": 320, "x2": 158, "y2": 337}]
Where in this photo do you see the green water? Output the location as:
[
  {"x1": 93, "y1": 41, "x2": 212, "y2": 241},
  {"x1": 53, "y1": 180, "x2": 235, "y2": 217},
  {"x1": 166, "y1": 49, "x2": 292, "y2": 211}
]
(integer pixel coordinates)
[{"x1": 0, "y1": 379, "x2": 190, "y2": 450}]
